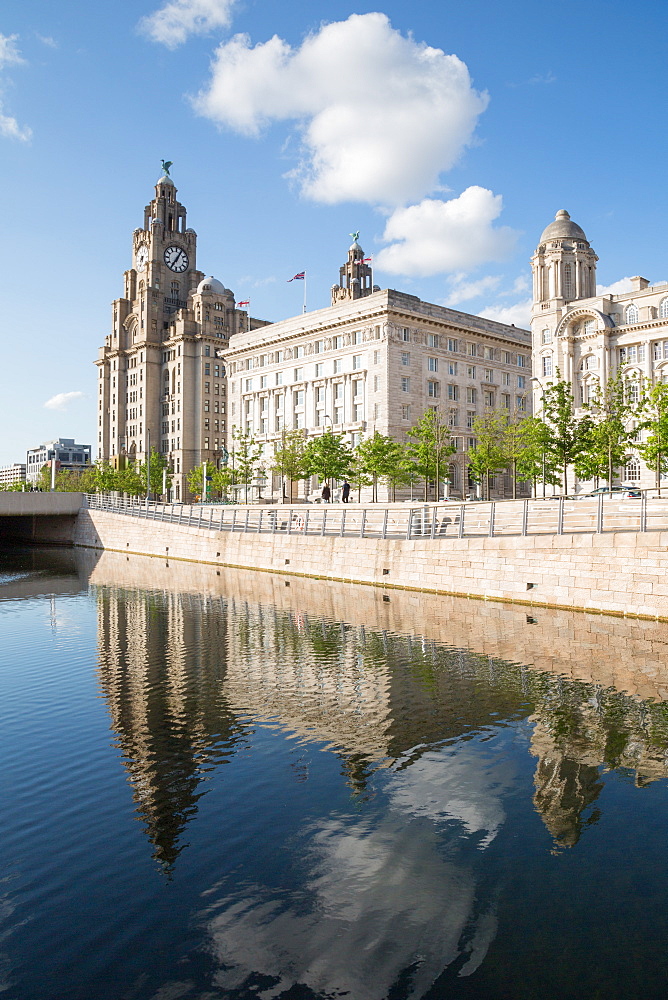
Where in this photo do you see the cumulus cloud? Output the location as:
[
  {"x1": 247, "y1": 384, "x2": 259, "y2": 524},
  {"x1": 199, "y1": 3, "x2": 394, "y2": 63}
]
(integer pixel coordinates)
[
  {"x1": 0, "y1": 34, "x2": 25, "y2": 68},
  {"x1": 478, "y1": 297, "x2": 532, "y2": 329},
  {"x1": 43, "y1": 391, "x2": 85, "y2": 411},
  {"x1": 596, "y1": 276, "x2": 635, "y2": 297},
  {"x1": 374, "y1": 186, "x2": 518, "y2": 277},
  {"x1": 444, "y1": 274, "x2": 501, "y2": 307},
  {"x1": 193, "y1": 13, "x2": 488, "y2": 206},
  {"x1": 0, "y1": 34, "x2": 31, "y2": 141},
  {"x1": 0, "y1": 107, "x2": 31, "y2": 141},
  {"x1": 139, "y1": 0, "x2": 237, "y2": 49}
]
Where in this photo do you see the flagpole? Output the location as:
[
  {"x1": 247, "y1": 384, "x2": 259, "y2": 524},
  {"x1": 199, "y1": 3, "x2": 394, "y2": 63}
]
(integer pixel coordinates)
[{"x1": 303, "y1": 273, "x2": 307, "y2": 314}]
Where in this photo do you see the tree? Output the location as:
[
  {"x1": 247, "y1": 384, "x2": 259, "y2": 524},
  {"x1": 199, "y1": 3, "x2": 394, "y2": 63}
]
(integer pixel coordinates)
[
  {"x1": 117, "y1": 462, "x2": 146, "y2": 496},
  {"x1": 355, "y1": 431, "x2": 400, "y2": 502},
  {"x1": 539, "y1": 373, "x2": 586, "y2": 495},
  {"x1": 347, "y1": 453, "x2": 372, "y2": 502},
  {"x1": 230, "y1": 426, "x2": 264, "y2": 501},
  {"x1": 381, "y1": 441, "x2": 415, "y2": 501},
  {"x1": 136, "y1": 449, "x2": 172, "y2": 496},
  {"x1": 210, "y1": 465, "x2": 235, "y2": 499},
  {"x1": 270, "y1": 429, "x2": 307, "y2": 502},
  {"x1": 639, "y1": 380, "x2": 668, "y2": 491},
  {"x1": 302, "y1": 429, "x2": 353, "y2": 490},
  {"x1": 578, "y1": 368, "x2": 635, "y2": 487},
  {"x1": 513, "y1": 416, "x2": 560, "y2": 497},
  {"x1": 407, "y1": 408, "x2": 456, "y2": 501},
  {"x1": 468, "y1": 411, "x2": 507, "y2": 500}
]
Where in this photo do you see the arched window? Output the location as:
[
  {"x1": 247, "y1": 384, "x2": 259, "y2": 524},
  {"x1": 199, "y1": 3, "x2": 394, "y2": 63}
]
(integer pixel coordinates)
[
  {"x1": 625, "y1": 303, "x2": 639, "y2": 324},
  {"x1": 542, "y1": 354, "x2": 553, "y2": 377},
  {"x1": 584, "y1": 319, "x2": 596, "y2": 335},
  {"x1": 449, "y1": 463, "x2": 459, "y2": 488},
  {"x1": 564, "y1": 263, "x2": 573, "y2": 299},
  {"x1": 579, "y1": 355, "x2": 597, "y2": 371},
  {"x1": 626, "y1": 380, "x2": 640, "y2": 404},
  {"x1": 660, "y1": 298, "x2": 668, "y2": 320},
  {"x1": 625, "y1": 456, "x2": 641, "y2": 482}
]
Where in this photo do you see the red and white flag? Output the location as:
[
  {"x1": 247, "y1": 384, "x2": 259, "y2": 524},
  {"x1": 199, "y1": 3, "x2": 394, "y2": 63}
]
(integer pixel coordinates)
[
  {"x1": 287, "y1": 271, "x2": 305, "y2": 281},
  {"x1": 237, "y1": 299, "x2": 250, "y2": 307}
]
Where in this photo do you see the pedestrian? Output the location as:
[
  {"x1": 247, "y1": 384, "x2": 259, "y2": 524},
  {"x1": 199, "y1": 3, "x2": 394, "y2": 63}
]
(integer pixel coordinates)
[
  {"x1": 341, "y1": 480, "x2": 350, "y2": 503},
  {"x1": 321, "y1": 484, "x2": 331, "y2": 503}
]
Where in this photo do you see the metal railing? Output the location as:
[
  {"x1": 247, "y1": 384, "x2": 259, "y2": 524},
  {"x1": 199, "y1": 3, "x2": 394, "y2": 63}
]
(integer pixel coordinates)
[{"x1": 84, "y1": 493, "x2": 668, "y2": 540}]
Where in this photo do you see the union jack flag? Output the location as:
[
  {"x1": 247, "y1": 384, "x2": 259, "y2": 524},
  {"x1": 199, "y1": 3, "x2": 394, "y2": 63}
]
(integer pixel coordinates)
[{"x1": 288, "y1": 272, "x2": 305, "y2": 281}]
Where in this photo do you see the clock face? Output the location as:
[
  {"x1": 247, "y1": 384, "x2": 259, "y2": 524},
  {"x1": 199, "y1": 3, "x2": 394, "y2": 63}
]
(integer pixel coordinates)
[
  {"x1": 136, "y1": 244, "x2": 149, "y2": 272},
  {"x1": 164, "y1": 245, "x2": 189, "y2": 273}
]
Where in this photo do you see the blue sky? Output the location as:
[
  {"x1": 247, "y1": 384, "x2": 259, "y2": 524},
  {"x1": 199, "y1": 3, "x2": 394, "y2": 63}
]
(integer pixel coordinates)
[{"x1": 1, "y1": 0, "x2": 667, "y2": 465}]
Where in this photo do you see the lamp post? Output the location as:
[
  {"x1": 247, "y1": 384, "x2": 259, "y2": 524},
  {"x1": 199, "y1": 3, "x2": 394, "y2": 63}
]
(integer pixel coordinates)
[
  {"x1": 145, "y1": 428, "x2": 151, "y2": 511},
  {"x1": 530, "y1": 377, "x2": 547, "y2": 498},
  {"x1": 322, "y1": 414, "x2": 333, "y2": 499}
]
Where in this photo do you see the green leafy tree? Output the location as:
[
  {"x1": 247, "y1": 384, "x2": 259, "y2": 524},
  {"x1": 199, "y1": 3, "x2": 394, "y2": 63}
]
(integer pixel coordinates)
[
  {"x1": 270, "y1": 429, "x2": 308, "y2": 502},
  {"x1": 538, "y1": 373, "x2": 585, "y2": 495},
  {"x1": 407, "y1": 408, "x2": 456, "y2": 501},
  {"x1": 91, "y1": 461, "x2": 120, "y2": 493},
  {"x1": 117, "y1": 462, "x2": 145, "y2": 497},
  {"x1": 381, "y1": 441, "x2": 415, "y2": 501},
  {"x1": 355, "y1": 431, "x2": 401, "y2": 502},
  {"x1": 134, "y1": 449, "x2": 172, "y2": 497},
  {"x1": 513, "y1": 416, "x2": 560, "y2": 496},
  {"x1": 578, "y1": 369, "x2": 635, "y2": 487},
  {"x1": 230, "y1": 426, "x2": 264, "y2": 501},
  {"x1": 468, "y1": 411, "x2": 507, "y2": 500},
  {"x1": 347, "y1": 453, "x2": 372, "y2": 502},
  {"x1": 210, "y1": 465, "x2": 235, "y2": 499},
  {"x1": 639, "y1": 380, "x2": 668, "y2": 490},
  {"x1": 302, "y1": 429, "x2": 353, "y2": 491}
]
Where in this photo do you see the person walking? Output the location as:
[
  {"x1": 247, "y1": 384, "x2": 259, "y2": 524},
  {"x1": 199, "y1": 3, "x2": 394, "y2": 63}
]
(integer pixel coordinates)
[
  {"x1": 321, "y1": 484, "x2": 331, "y2": 503},
  {"x1": 341, "y1": 480, "x2": 350, "y2": 503}
]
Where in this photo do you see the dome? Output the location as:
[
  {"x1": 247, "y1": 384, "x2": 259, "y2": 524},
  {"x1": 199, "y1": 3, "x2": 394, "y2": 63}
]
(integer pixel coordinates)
[
  {"x1": 540, "y1": 209, "x2": 587, "y2": 243},
  {"x1": 156, "y1": 174, "x2": 175, "y2": 186},
  {"x1": 196, "y1": 276, "x2": 227, "y2": 295},
  {"x1": 350, "y1": 240, "x2": 362, "y2": 253}
]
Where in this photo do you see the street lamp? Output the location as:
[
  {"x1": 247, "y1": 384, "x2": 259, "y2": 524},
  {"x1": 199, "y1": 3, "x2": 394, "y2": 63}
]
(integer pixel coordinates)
[{"x1": 530, "y1": 377, "x2": 547, "y2": 498}]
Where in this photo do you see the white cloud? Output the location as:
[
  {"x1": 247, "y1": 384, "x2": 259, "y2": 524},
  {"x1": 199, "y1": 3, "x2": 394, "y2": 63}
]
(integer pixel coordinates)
[
  {"x1": 0, "y1": 34, "x2": 25, "y2": 68},
  {"x1": 443, "y1": 273, "x2": 501, "y2": 307},
  {"x1": 596, "y1": 276, "x2": 634, "y2": 297},
  {"x1": 193, "y1": 13, "x2": 488, "y2": 206},
  {"x1": 0, "y1": 106, "x2": 31, "y2": 141},
  {"x1": 374, "y1": 186, "x2": 518, "y2": 277},
  {"x1": 139, "y1": 0, "x2": 237, "y2": 49},
  {"x1": 43, "y1": 391, "x2": 85, "y2": 411},
  {"x1": 478, "y1": 297, "x2": 532, "y2": 329},
  {"x1": 35, "y1": 34, "x2": 58, "y2": 49}
]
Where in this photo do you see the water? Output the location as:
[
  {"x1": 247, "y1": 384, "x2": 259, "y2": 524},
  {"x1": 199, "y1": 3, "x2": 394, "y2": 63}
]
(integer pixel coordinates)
[{"x1": 2, "y1": 547, "x2": 668, "y2": 1000}]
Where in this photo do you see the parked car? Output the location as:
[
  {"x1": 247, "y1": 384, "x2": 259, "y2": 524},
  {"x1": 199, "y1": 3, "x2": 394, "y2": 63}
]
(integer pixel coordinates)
[{"x1": 577, "y1": 486, "x2": 641, "y2": 500}]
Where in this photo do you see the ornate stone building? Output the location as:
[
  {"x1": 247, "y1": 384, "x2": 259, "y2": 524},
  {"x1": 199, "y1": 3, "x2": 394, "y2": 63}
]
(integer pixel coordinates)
[
  {"x1": 225, "y1": 238, "x2": 532, "y2": 501},
  {"x1": 95, "y1": 169, "x2": 267, "y2": 499},
  {"x1": 531, "y1": 209, "x2": 668, "y2": 491}
]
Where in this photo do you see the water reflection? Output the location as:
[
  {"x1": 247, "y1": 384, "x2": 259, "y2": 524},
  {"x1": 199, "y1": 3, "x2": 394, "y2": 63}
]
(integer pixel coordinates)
[{"x1": 85, "y1": 550, "x2": 668, "y2": 995}]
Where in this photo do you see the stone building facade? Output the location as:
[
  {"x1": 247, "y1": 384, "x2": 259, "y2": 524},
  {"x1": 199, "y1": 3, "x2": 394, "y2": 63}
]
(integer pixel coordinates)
[
  {"x1": 95, "y1": 170, "x2": 268, "y2": 500},
  {"x1": 531, "y1": 209, "x2": 668, "y2": 491},
  {"x1": 225, "y1": 243, "x2": 532, "y2": 501}
]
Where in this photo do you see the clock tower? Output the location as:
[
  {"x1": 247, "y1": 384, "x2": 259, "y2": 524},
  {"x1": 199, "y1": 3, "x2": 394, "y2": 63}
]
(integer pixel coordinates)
[{"x1": 96, "y1": 166, "x2": 251, "y2": 499}]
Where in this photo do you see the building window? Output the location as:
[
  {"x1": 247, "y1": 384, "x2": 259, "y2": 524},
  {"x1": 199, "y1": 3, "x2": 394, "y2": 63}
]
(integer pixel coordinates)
[
  {"x1": 352, "y1": 355, "x2": 363, "y2": 370},
  {"x1": 204, "y1": 346, "x2": 211, "y2": 357},
  {"x1": 354, "y1": 330, "x2": 363, "y2": 345},
  {"x1": 427, "y1": 333, "x2": 439, "y2": 348},
  {"x1": 660, "y1": 298, "x2": 668, "y2": 320},
  {"x1": 374, "y1": 375, "x2": 379, "y2": 391},
  {"x1": 484, "y1": 390, "x2": 494, "y2": 407},
  {"x1": 467, "y1": 411, "x2": 476, "y2": 429},
  {"x1": 517, "y1": 355, "x2": 526, "y2": 368},
  {"x1": 314, "y1": 340, "x2": 324, "y2": 354},
  {"x1": 447, "y1": 384, "x2": 459, "y2": 401},
  {"x1": 501, "y1": 372, "x2": 510, "y2": 386},
  {"x1": 625, "y1": 304, "x2": 639, "y2": 325},
  {"x1": 468, "y1": 343, "x2": 478, "y2": 357},
  {"x1": 502, "y1": 393, "x2": 510, "y2": 409},
  {"x1": 427, "y1": 381, "x2": 440, "y2": 398},
  {"x1": 542, "y1": 355, "x2": 553, "y2": 378},
  {"x1": 315, "y1": 363, "x2": 324, "y2": 377},
  {"x1": 401, "y1": 352, "x2": 411, "y2": 366},
  {"x1": 584, "y1": 319, "x2": 596, "y2": 335},
  {"x1": 295, "y1": 345, "x2": 304, "y2": 359},
  {"x1": 466, "y1": 387, "x2": 477, "y2": 404},
  {"x1": 333, "y1": 359, "x2": 342, "y2": 374},
  {"x1": 401, "y1": 405, "x2": 411, "y2": 420},
  {"x1": 541, "y1": 329, "x2": 552, "y2": 345},
  {"x1": 402, "y1": 328, "x2": 410, "y2": 342},
  {"x1": 373, "y1": 351, "x2": 380, "y2": 364},
  {"x1": 627, "y1": 380, "x2": 640, "y2": 404},
  {"x1": 467, "y1": 365, "x2": 476, "y2": 379},
  {"x1": 428, "y1": 357, "x2": 438, "y2": 372},
  {"x1": 401, "y1": 377, "x2": 410, "y2": 392},
  {"x1": 294, "y1": 367, "x2": 304, "y2": 381},
  {"x1": 245, "y1": 378, "x2": 253, "y2": 391},
  {"x1": 517, "y1": 375, "x2": 526, "y2": 388},
  {"x1": 204, "y1": 363, "x2": 210, "y2": 375},
  {"x1": 333, "y1": 335, "x2": 343, "y2": 349},
  {"x1": 516, "y1": 396, "x2": 526, "y2": 411},
  {"x1": 484, "y1": 368, "x2": 494, "y2": 382},
  {"x1": 276, "y1": 372, "x2": 283, "y2": 386},
  {"x1": 260, "y1": 375, "x2": 268, "y2": 388},
  {"x1": 448, "y1": 361, "x2": 457, "y2": 376},
  {"x1": 447, "y1": 338, "x2": 458, "y2": 352},
  {"x1": 625, "y1": 456, "x2": 641, "y2": 481}
]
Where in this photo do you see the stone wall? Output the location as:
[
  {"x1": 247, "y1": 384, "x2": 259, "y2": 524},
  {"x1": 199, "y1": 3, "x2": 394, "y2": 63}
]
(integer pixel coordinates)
[{"x1": 74, "y1": 506, "x2": 668, "y2": 620}]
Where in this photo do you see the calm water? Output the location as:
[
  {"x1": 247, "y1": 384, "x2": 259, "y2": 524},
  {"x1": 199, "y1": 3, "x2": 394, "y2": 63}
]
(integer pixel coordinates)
[{"x1": 2, "y1": 548, "x2": 668, "y2": 1000}]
